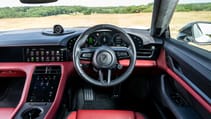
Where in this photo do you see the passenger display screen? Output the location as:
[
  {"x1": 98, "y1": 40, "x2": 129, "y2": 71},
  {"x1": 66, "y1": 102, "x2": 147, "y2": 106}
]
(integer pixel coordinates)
[{"x1": 0, "y1": 47, "x2": 23, "y2": 62}]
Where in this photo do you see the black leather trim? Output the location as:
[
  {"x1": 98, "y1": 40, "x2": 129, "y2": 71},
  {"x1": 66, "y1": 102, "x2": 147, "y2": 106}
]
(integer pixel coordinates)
[{"x1": 164, "y1": 39, "x2": 211, "y2": 103}]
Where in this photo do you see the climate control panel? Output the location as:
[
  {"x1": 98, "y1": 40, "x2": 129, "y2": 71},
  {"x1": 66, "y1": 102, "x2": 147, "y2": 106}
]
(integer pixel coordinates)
[{"x1": 27, "y1": 66, "x2": 61, "y2": 102}]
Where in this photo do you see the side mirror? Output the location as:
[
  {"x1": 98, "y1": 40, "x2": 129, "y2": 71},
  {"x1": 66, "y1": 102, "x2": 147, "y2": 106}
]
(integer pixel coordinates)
[
  {"x1": 177, "y1": 33, "x2": 187, "y2": 41},
  {"x1": 186, "y1": 36, "x2": 194, "y2": 42},
  {"x1": 177, "y1": 22, "x2": 211, "y2": 44},
  {"x1": 177, "y1": 32, "x2": 193, "y2": 42},
  {"x1": 20, "y1": 0, "x2": 57, "y2": 3},
  {"x1": 192, "y1": 23, "x2": 211, "y2": 44}
]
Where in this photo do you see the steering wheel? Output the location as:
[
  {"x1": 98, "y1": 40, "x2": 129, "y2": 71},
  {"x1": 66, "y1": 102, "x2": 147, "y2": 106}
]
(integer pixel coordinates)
[{"x1": 73, "y1": 24, "x2": 136, "y2": 87}]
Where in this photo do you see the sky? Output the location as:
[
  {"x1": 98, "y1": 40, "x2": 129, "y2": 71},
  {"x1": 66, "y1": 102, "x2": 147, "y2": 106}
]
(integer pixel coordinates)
[{"x1": 0, "y1": 0, "x2": 211, "y2": 7}]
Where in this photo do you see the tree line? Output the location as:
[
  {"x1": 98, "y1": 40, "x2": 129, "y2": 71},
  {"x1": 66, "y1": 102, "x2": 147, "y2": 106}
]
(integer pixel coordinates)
[{"x1": 0, "y1": 3, "x2": 210, "y2": 18}]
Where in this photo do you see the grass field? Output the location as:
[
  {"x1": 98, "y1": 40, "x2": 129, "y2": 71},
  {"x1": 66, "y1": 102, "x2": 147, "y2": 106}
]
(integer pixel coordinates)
[{"x1": 0, "y1": 11, "x2": 211, "y2": 50}]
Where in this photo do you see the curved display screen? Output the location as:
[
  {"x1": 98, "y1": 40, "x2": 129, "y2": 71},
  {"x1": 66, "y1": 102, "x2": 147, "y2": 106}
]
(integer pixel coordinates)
[{"x1": 24, "y1": 47, "x2": 69, "y2": 62}]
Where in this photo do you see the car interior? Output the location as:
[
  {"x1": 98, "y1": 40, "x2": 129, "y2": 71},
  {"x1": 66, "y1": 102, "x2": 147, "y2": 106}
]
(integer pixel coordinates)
[{"x1": 0, "y1": 0, "x2": 210, "y2": 119}]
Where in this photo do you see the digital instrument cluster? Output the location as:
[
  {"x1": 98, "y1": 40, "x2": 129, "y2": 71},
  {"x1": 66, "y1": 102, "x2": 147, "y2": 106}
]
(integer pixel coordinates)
[{"x1": 67, "y1": 31, "x2": 143, "y2": 49}]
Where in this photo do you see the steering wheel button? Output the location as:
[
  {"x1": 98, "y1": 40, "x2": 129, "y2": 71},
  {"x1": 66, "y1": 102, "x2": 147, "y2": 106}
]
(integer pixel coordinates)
[
  {"x1": 82, "y1": 53, "x2": 92, "y2": 58},
  {"x1": 121, "y1": 52, "x2": 128, "y2": 57}
]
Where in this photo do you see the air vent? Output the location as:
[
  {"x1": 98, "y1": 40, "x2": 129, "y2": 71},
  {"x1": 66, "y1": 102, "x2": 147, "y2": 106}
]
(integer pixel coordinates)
[
  {"x1": 34, "y1": 66, "x2": 61, "y2": 74},
  {"x1": 136, "y1": 45, "x2": 155, "y2": 59}
]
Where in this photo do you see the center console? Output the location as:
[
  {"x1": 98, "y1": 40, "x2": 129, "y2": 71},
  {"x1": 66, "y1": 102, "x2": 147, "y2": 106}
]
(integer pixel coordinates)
[
  {"x1": 15, "y1": 66, "x2": 61, "y2": 119},
  {"x1": 27, "y1": 66, "x2": 61, "y2": 102}
]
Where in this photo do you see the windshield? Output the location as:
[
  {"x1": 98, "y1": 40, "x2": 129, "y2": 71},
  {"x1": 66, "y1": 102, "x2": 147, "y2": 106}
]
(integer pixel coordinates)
[
  {"x1": 0, "y1": 0, "x2": 154, "y2": 31},
  {"x1": 0, "y1": 0, "x2": 211, "y2": 33}
]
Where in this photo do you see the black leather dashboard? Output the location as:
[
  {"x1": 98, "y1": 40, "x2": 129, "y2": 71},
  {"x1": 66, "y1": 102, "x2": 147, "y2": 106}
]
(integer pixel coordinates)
[{"x1": 0, "y1": 27, "x2": 163, "y2": 62}]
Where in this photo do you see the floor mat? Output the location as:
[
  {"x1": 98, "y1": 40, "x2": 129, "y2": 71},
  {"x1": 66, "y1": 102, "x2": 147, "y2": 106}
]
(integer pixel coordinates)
[
  {"x1": 69, "y1": 86, "x2": 163, "y2": 119},
  {"x1": 75, "y1": 87, "x2": 122, "y2": 110}
]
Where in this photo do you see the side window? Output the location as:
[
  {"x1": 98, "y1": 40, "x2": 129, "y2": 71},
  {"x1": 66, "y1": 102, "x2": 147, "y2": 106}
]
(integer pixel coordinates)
[{"x1": 170, "y1": 3, "x2": 211, "y2": 52}]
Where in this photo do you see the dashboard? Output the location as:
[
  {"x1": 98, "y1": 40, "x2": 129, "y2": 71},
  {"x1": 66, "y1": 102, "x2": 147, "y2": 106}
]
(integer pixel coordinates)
[
  {"x1": 0, "y1": 26, "x2": 162, "y2": 119},
  {"x1": 0, "y1": 46, "x2": 69, "y2": 62},
  {"x1": 0, "y1": 27, "x2": 162, "y2": 62}
]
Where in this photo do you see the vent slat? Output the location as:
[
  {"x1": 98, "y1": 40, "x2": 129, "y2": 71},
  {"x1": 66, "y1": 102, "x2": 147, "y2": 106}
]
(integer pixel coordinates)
[
  {"x1": 136, "y1": 45, "x2": 155, "y2": 58},
  {"x1": 34, "y1": 66, "x2": 61, "y2": 74}
]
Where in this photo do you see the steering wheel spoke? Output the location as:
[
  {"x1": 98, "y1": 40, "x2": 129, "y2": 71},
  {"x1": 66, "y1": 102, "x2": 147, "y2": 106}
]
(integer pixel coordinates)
[{"x1": 98, "y1": 69, "x2": 112, "y2": 84}]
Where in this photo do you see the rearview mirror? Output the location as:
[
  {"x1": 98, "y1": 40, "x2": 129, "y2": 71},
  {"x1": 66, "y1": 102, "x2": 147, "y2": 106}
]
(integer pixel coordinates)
[{"x1": 20, "y1": 0, "x2": 57, "y2": 3}]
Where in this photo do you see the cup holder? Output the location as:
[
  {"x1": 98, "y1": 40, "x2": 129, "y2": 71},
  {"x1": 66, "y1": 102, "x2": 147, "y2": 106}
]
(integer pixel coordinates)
[{"x1": 21, "y1": 107, "x2": 43, "y2": 119}]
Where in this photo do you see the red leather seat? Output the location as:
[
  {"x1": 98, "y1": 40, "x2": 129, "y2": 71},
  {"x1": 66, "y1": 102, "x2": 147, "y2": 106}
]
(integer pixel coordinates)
[{"x1": 67, "y1": 110, "x2": 145, "y2": 119}]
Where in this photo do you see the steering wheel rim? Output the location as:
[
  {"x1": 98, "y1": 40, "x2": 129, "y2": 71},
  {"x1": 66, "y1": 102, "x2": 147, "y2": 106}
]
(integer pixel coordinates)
[{"x1": 73, "y1": 24, "x2": 136, "y2": 87}]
